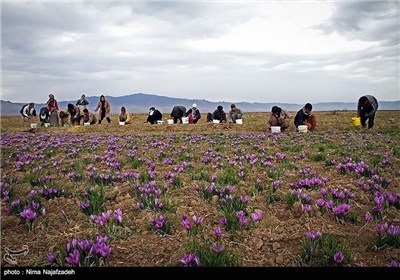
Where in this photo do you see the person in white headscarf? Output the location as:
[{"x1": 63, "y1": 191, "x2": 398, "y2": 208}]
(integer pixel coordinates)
[{"x1": 184, "y1": 103, "x2": 201, "y2": 124}]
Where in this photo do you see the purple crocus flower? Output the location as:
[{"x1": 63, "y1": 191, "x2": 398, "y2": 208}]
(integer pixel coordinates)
[
  {"x1": 114, "y1": 209, "x2": 123, "y2": 224},
  {"x1": 20, "y1": 208, "x2": 37, "y2": 222},
  {"x1": 306, "y1": 231, "x2": 322, "y2": 241},
  {"x1": 250, "y1": 210, "x2": 263, "y2": 223},
  {"x1": 65, "y1": 249, "x2": 80, "y2": 266},
  {"x1": 333, "y1": 252, "x2": 344, "y2": 264},
  {"x1": 47, "y1": 252, "x2": 57, "y2": 264},
  {"x1": 192, "y1": 215, "x2": 204, "y2": 225},
  {"x1": 365, "y1": 212, "x2": 373, "y2": 223},
  {"x1": 213, "y1": 227, "x2": 223, "y2": 239},
  {"x1": 181, "y1": 215, "x2": 191, "y2": 231},
  {"x1": 240, "y1": 195, "x2": 249, "y2": 203},
  {"x1": 220, "y1": 216, "x2": 227, "y2": 226},
  {"x1": 211, "y1": 242, "x2": 224, "y2": 254},
  {"x1": 387, "y1": 260, "x2": 398, "y2": 267},
  {"x1": 180, "y1": 253, "x2": 201, "y2": 267}
]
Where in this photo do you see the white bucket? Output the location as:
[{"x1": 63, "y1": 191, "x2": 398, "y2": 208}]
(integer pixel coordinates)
[
  {"x1": 157, "y1": 120, "x2": 164, "y2": 125},
  {"x1": 44, "y1": 123, "x2": 50, "y2": 128},
  {"x1": 271, "y1": 126, "x2": 281, "y2": 133},
  {"x1": 182, "y1": 117, "x2": 189, "y2": 124},
  {"x1": 236, "y1": 119, "x2": 243, "y2": 124},
  {"x1": 84, "y1": 122, "x2": 90, "y2": 126},
  {"x1": 298, "y1": 125, "x2": 308, "y2": 133},
  {"x1": 212, "y1": 119, "x2": 220, "y2": 124},
  {"x1": 167, "y1": 119, "x2": 174, "y2": 125},
  {"x1": 119, "y1": 121, "x2": 125, "y2": 126},
  {"x1": 30, "y1": 123, "x2": 37, "y2": 129}
]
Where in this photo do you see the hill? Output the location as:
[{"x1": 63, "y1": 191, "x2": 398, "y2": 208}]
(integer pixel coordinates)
[{"x1": 1, "y1": 93, "x2": 399, "y2": 116}]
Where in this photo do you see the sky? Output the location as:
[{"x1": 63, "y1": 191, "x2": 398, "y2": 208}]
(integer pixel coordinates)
[{"x1": 1, "y1": 0, "x2": 399, "y2": 104}]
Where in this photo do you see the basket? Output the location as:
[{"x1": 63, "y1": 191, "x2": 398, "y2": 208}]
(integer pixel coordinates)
[
  {"x1": 352, "y1": 117, "x2": 361, "y2": 127},
  {"x1": 271, "y1": 126, "x2": 281, "y2": 133},
  {"x1": 182, "y1": 117, "x2": 189, "y2": 124},
  {"x1": 298, "y1": 125, "x2": 308, "y2": 133}
]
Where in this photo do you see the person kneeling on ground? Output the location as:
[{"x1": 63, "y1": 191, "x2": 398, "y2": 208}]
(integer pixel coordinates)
[
  {"x1": 185, "y1": 103, "x2": 201, "y2": 124},
  {"x1": 39, "y1": 107, "x2": 49, "y2": 126},
  {"x1": 170, "y1": 105, "x2": 186, "y2": 124},
  {"x1": 82, "y1": 109, "x2": 97, "y2": 125},
  {"x1": 146, "y1": 107, "x2": 163, "y2": 124},
  {"x1": 267, "y1": 106, "x2": 291, "y2": 132},
  {"x1": 294, "y1": 103, "x2": 316, "y2": 132},
  {"x1": 67, "y1": 103, "x2": 82, "y2": 125},
  {"x1": 229, "y1": 104, "x2": 244, "y2": 123},
  {"x1": 207, "y1": 105, "x2": 227, "y2": 123},
  {"x1": 119, "y1": 106, "x2": 131, "y2": 124}
]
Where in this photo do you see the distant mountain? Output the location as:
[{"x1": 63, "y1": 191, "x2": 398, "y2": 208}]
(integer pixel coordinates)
[{"x1": 1, "y1": 93, "x2": 399, "y2": 116}]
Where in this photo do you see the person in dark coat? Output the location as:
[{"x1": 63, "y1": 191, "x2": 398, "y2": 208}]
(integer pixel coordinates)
[
  {"x1": 146, "y1": 107, "x2": 163, "y2": 124},
  {"x1": 294, "y1": 103, "x2": 316, "y2": 132},
  {"x1": 357, "y1": 95, "x2": 378, "y2": 129},
  {"x1": 207, "y1": 105, "x2": 227, "y2": 123},
  {"x1": 67, "y1": 103, "x2": 82, "y2": 125},
  {"x1": 39, "y1": 107, "x2": 49, "y2": 126},
  {"x1": 170, "y1": 106, "x2": 186, "y2": 124}
]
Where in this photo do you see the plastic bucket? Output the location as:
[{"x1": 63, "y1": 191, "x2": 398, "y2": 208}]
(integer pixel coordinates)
[
  {"x1": 352, "y1": 117, "x2": 361, "y2": 127},
  {"x1": 298, "y1": 125, "x2": 308, "y2": 133},
  {"x1": 236, "y1": 119, "x2": 243, "y2": 124},
  {"x1": 182, "y1": 117, "x2": 189, "y2": 124},
  {"x1": 84, "y1": 122, "x2": 90, "y2": 126},
  {"x1": 119, "y1": 121, "x2": 125, "y2": 126},
  {"x1": 212, "y1": 120, "x2": 220, "y2": 124},
  {"x1": 271, "y1": 126, "x2": 281, "y2": 133},
  {"x1": 30, "y1": 123, "x2": 37, "y2": 129},
  {"x1": 44, "y1": 123, "x2": 50, "y2": 128},
  {"x1": 167, "y1": 119, "x2": 174, "y2": 125},
  {"x1": 157, "y1": 120, "x2": 164, "y2": 125}
]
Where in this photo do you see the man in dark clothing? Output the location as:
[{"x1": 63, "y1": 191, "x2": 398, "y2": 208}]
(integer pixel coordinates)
[
  {"x1": 357, "y1": 95, "x2": 378, "y2": 129},
  {"x1": 207, "y1": 105, "x2": 227, "y2": 123},
  {"x1": 146, "y1": 107, "x2": 163, "y2": 124},
  {"x1": 170, "y1": 106, "x2": 186, "y2": 124},
  {"x1": 294, "y1": 103, "x2": 316, "y2": 132}
]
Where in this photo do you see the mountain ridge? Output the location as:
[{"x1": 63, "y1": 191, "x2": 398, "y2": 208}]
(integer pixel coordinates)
[{"x1": 1, "y1": 93, "x2": 399, "y2": 116}]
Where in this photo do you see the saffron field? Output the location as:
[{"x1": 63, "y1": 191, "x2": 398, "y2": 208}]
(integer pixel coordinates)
[{"x1": 0, "y1": 111, "x2": 399, "y2": 267}]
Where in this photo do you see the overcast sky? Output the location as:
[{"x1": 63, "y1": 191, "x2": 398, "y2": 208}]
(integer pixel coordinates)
[{"x1": 1, "y1": 0, "x2": 399, "y2": 104}]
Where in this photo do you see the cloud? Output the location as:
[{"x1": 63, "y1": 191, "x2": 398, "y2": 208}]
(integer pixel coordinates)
[{"x1": 1, "y1": 1, "x2": 399, "y2": 105}]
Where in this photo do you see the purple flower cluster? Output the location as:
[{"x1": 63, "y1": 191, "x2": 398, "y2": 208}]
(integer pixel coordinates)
[
  {"x1": 180, "y1": 253, "x2": 201, "y2": 267},
  {"x1": 58, "y1": 235, "x2": 112, "y2": 266}
]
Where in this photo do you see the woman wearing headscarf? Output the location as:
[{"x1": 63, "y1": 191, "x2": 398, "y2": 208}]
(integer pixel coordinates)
[
  {"x1": 47, "y1": 93, "x2": 59, "y2": 127},
  {"x1": 94, "y1": 95, "x2": 111, "y2": 124},
  {"x1": 119, "y1": 106, "x2": 131, "y2": 124}
]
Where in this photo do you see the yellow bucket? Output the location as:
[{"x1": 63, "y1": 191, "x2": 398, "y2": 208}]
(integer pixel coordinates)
[{"x1": 352, "y1": 117, "x2": 361, "y2": 127}]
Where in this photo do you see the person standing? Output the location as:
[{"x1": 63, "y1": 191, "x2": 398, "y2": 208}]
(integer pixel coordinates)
[
  {"x1": 47, "y1": 93, "x2": 59, "y2": 127},
  {"x1": 267, "y1": 106, "x2": 291, "y2": 132},
  {"x1": 229, "y1": 104, "x2": 244, "y2": 123},
  {"x1": 94, "y1": 95, "x2": 111, "y2": 124},
  {"x1": 20, "y1": 102, "x2": 36, "y2": 127},
  {"x1": 185, "y1": 103, "x2": 201, "y2": 124},
  {"x1": 146, "y1": 107, "x2": 163, "y2": 124},
  {"x1": 294, "y1": 103, "x2": 316, "y2": 132},
  {"x1": 170, "y1": 105, "x2": 186, "y2": 124},
  {"x1": 357, "y1": 95, "x2": 378, "y2": 129}
]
